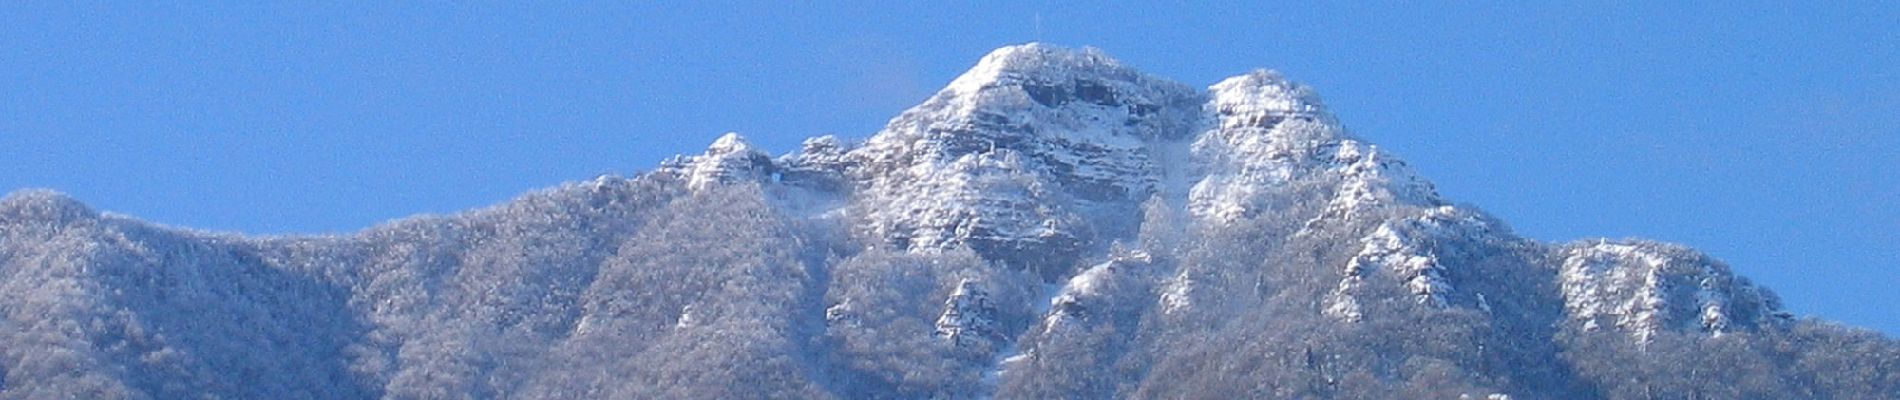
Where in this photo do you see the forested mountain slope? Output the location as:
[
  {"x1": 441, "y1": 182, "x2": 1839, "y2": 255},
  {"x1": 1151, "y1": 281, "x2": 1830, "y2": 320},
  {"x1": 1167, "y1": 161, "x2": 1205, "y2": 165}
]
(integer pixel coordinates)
[{"x1": 3, "y1": 44, "x2": 1894, "y2": 399}]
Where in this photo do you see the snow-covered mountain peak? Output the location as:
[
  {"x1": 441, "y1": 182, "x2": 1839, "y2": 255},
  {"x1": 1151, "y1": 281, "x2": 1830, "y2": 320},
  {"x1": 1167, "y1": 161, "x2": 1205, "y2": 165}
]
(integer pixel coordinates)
[
  {"x1": 659, "y1": 132, "x2": 776, "y2": 191},
  {"x1": 7, "y1": 45, "x2": 1893, "y2": 400},
  {"x1": 706, "y1": 132, "x2": 761, "y2": 155},
  {"x1": 1186, "y1": 68, "x2": 1445, "y2": 223},
  {"x1": 649, "y1": 47, "x2": 1760, "y2": 344},
  {"x1": 874, "y1": 43, "x2": 1201, "y2": 146},
  {"x1": 843, "y1": 44, "x2": 1205, "y2": 274},
  {"x1": 942, "y1": 43, "x2": 1131, "y2": 95},
  {"x1": 1207, "y1": 69, "x2": 1330, "y2": 127}
]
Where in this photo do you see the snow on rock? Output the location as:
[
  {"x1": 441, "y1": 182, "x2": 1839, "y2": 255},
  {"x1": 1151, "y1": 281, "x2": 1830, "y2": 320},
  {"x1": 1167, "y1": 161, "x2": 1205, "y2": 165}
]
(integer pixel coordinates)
[
  {"x1": 658, "y1": 132, "x2": 778, "y2": 191},
  {"x1": 824, "y1": 299, "x2": 859, "y2": 328},
  {"x1": 1325, "y1": 206, "x2": 1498, "y2": 322},
  {"x1": 1041, "y1": 251, "x2": 1150, "y2": 334},
  {"x1": 1557, "y1": 240, "x2": 1790, "y2": 341},
  {"x1": 792, "y1": 135, "x2": 850, "y2": 164},
  {"x1": 647, "y1": 45, "x2": 1478, "y2": 332},
  {"x1": 844, "y1": 44, "x2": 1201, "y2": 269},
  {"x1": 1157, "y1": 267, "x2": 1195, "y2": 315},
  {"x1": 855, "y1": 149, "x2": 1084, "y2": 262},
  {"x1": 796, "y1": 43, "x2": 1453, "y2": 280},
  {"x1": 777, "y1": 135, "x2": 856, "y2": 192},
  {"x1": 1205, "y1": 70, "x2": 1329, "y2": 126},
  {"x1": 636, "y1": 46, "x2": 1560, "y2": 341},
  {"x1": 1189, "y1": 70, "x2": 1340, "y2": 222},
  {"x1": 936, "y1": 278, "x2": 1003, "y2": 347},
  {"x1": 1046, "y1": 261, "x2": 1114, "y2": 330},
  {"x1": 675, "y1": 304, "x2": 698, "y2": 329},
  {"x1": 1310, "y1": 140, "x2": 1442, "y2": 223},
  {"x1": 1188, "y1": 71, "x2": 1440, "y2": 223}
]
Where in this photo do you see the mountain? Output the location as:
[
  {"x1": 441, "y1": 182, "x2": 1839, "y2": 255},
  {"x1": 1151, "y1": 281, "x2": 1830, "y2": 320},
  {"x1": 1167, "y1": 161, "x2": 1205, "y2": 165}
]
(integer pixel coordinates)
[{"x1": 1, "y1": 44, "x2": 1893, "y2": 399}]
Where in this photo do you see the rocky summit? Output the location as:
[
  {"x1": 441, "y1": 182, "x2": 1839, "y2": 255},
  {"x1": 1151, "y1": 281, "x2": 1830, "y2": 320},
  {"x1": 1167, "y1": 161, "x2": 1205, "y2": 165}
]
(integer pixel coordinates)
[{"x1": 1, "y1": 44, "x2": 1893, "y2": 399}]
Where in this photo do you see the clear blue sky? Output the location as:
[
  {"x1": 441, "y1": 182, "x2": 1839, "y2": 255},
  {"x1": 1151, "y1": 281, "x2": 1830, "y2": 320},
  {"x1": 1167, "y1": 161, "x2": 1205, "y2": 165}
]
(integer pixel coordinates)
[{"x1": 3, "y1": 3, "x2": 1894, "y2": 335}]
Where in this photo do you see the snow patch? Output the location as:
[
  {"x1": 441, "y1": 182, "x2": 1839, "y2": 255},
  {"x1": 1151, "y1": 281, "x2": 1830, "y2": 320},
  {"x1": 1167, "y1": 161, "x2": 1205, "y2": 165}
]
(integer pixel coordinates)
[
  {"x1": 659, "y1": 132, "x2": 777, "y2": 191},
  {"x1": 1556, "y1": 240, "x2": 1783, "y2": 341},
  {"x1": 1325, "y1": 207, "x2": 1491, "y2": 322},
  {"x1": 1157, "y1": 267, "x2": 1195, "y2": 315},
  {"x1": 935, "y1": 278, "x2": 1003, "y2": 346}
]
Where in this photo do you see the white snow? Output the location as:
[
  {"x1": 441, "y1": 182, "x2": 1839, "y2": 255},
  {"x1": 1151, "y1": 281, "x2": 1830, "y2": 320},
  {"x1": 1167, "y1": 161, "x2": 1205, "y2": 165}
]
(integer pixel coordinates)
[
  {"x1": 1205, "y1": 70, "x2": 1328, "y2": 124},
  {"x1": 825, "y1": 43, "x2": 1458, "y2": 268},
  {"x1": 1055, "y1": 259, "x2": 1118, "y2": 301},
  {"x1": 661, "y1": 132, "x2": 775, "y2": 191},
  {"x1": 982, "y1": 279, "x2": 1065, "y2": 394},
  {"x1": 1558, "y1": 242, "x2": 1671, "y2": 338},
  {"x1": 1188, "y1": 72, "x2": 1439, "y2": 224},
  {"x1": 935, "y1": 278, "x2": 1001, "y2": 346},
  {"x1": 1324, "y1": 206, "x2": 1494, "y2": 322},
  {"x1": 1555, "y1": 240, "x2": 1778, "y2": 341},
  {"x1": 941, "y1": 43, "x2": 1132, "y2": 101},
  {"x1": 1186, "y1": 70, "x2": 1339, "y2": 222},
  {"x1": 845, "y1": 43, "x2": 1199, "y2": 254},
  {"x1": 1313, "y1": 140, "x2": 1442, "y2": 222},
  {"x1": 1157, "y1": 267, "x2": 1195, "y2": 315}
]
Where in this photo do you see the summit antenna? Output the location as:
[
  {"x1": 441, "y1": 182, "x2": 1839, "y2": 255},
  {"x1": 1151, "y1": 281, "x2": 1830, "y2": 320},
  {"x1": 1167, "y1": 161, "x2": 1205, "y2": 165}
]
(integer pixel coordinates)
[{"x1": 1034, "y1": 13, "x2": 1044, "y2": 41}]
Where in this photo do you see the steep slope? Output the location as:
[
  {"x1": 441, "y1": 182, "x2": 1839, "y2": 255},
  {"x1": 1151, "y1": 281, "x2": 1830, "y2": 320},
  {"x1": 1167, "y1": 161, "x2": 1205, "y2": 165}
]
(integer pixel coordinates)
[
  {"x1": 834, "y1": 45, "x2": 1203, "y2": 279},
  {"x1": 2, "y1": 44, "x2": 1894, "y2": 400}
]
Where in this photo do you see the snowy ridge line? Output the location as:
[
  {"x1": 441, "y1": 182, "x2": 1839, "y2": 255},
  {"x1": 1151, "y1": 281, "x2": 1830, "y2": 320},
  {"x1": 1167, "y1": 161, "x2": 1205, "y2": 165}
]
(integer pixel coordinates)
[
  {"x1": 4, "y1": 42, "x2": 1874, "y2": 399},
  {"x1": 658, "y1": 44, "x2": 1440, "y2": 264}
]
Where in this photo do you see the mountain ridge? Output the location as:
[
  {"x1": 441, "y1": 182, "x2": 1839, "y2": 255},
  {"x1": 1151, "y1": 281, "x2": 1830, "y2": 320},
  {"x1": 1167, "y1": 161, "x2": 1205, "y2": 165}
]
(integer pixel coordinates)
[{"x1": 1, "y1": 43, "x2": 1893, "y2": 399}]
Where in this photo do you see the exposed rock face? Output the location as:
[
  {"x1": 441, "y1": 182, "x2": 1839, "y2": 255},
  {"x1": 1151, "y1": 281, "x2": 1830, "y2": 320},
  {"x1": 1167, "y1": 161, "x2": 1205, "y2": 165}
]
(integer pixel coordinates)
[
  {"x1": 837, "y1": 45, "x2": 1201, "y2": 277},
  {"x1": 659, "y1": 132, "x2": 778, "y2": 191},
  {"x1": 1557, "y1": 240, "x2": 1790, "y2": 341},
  {"x1": 7, "y1": 43, "x2": 1879, "y2": 400},
  {"x1": 1324, "y1": 206, "x2": 1510, "y2": 322},
  {"x1": 646, "y1": 44, "x2": 1792, "y2": 340},
  {"x1": 661, "y1": 45, "x2": 1445, "y2": 281},
  {"x1": 632, "y1": 43, "x2": 1791, "y2": 346},
  {"x1": 777, "y1": 135, "x2": 855, "y2": 192}
]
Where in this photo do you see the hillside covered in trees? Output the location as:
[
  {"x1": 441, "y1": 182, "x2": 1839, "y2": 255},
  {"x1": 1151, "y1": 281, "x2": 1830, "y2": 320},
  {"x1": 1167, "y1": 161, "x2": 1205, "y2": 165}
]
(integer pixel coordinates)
[{"x1": 2, "y1": 44, "x2": 1894, "y2": 399}]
